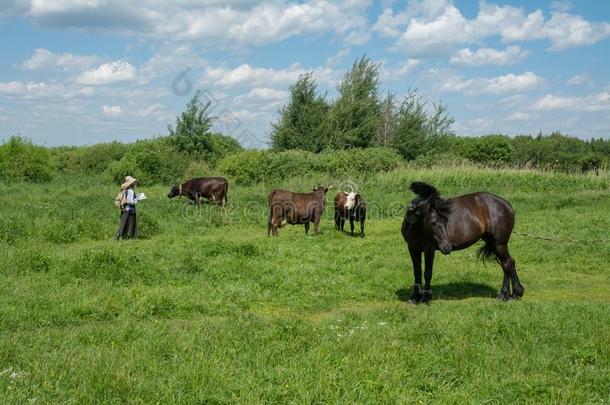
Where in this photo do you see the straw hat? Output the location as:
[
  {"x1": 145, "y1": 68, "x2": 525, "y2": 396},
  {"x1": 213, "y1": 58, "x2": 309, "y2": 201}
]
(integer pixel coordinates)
[{"x1": 121, "y1": 176, "x2": 137, "y2": 189}]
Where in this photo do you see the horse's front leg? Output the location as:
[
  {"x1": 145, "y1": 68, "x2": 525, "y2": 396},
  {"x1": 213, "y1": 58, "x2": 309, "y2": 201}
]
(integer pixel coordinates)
[
  {"x1": 407, "y1": 245, "x2": 423, "y2": 304},
  {"x1": 423, "y1": 249, "x2": 435, "y2": 304}
]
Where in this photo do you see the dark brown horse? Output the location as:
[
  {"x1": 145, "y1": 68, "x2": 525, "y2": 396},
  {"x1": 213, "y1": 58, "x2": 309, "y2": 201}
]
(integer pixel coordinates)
[{"x1": 401, "y1": 182, "x2": 524, "y2": 303}]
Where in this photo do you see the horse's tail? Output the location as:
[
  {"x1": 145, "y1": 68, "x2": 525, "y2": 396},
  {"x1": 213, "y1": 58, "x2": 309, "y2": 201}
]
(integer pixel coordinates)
[{"x1": 477, "y1": 238, "x2": 499, "y2": 263}]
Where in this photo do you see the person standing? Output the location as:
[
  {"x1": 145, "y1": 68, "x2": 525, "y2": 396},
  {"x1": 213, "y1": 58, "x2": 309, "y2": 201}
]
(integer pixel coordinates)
[{"x1": 115, "y1": 176, "x2": 139, "y2": 240}]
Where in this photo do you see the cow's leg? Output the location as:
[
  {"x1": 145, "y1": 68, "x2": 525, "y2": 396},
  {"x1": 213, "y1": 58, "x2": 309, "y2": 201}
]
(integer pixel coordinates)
[
  {"x1": 422, "y1": 249, "x2": 435, "y2": 304},
  {"x1": 334, "y1": 210, "x2": 340, "y2": 230},
  {"x1": 360, "y1": 218, "x2": 365, "y2": 238},
  {"x1": 349, "y1": 215, "x2": 355, "y2": 236},
  {"x1": 407, "y1": 245, "x2": 423, "y2": 304},
  {"x1": 304, "y1": 222, "x2": 310, "y2": 235},
  {"x1": 313, "y1": 214, "x2": 320, "y2": 236}
]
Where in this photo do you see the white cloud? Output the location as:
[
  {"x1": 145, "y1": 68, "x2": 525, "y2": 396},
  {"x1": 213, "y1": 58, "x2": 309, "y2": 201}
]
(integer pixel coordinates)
[
  {"x1": 201, "y1": 63, "x2": 338, "y2": 89},
  {"x1": 506, "y1": 112, "x2": 540, "y2": 121},
  {"x1": 567, "y1": 74, "x2": 587, "y2": 86},
  {"x1": 326, "y1": 48, "x2": 350, "y2": 67},
  {"x1": 76, "y1": 61, "x2": 136, "y2": 85},
  {"x1": 20, "y1": 48, "x2": 100, "y2": 71},
  {"x1": 0, "y1": 80, "x2": 67, "y2": 99},
  {"x1": 235, "y1": 88, "x2": 288, "y2": 102},
  {"x1": 373, "y1": 7, "x2": 409, "y2": 37},
  {"x1": 533, "y1": 92, "x2": 610, "y2": 112},
  {"x1": 450, "y1": 45, "x2": 529, "y2": 66},
  {"x1": 382, "y1": 58, "x2": 421, "y2": 80},
  {"x1": 440, "y1": 71, "x2": 543, "y2": 94},
  {"x1": 5, "y1": 0, "x2": 370, "y2": 48},
  {"x1": 383, "y1": 0, "x2": 610, "y2": 56},
  {"x1": 101, "y1": 105, "x2": 122, "y2": 115},
  {"x1": 343, "y1": 30, "x2": 371, "y2": 46}
]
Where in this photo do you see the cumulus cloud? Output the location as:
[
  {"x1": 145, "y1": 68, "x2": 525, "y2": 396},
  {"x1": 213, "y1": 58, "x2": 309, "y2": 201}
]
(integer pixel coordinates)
[
  {"x1": 567, "y1": 74, "x2": 588, "y2": 86},
  {"x1": 4, "y1": 0, "x2": 370, "y2": 48},
  {"x1": 440, "y1": 71, "x2": 543, "y2": 94},
  {"x1": 382, "y1": 58, "x2": 421, "y2": 80},
  {"x1": 0, "y1": 80, "x2": 67, "y2": 99},
  {"x1": 381, "y1": 0, "x2": 610, "y2": 56},
  {"x1": 20, "y1": 48, "x2": 100, "y2": 71},
  {"x1": 101, "y1": 105, "x2": 122, "y2": 115},
  {"x1": 76, "y1": 61, "x2": 136, "y2": 85},
  {"x1": 450, "y1": 45, "x2": 529, "y2": 66},
  {"x1": 533, "y1": 92, "x2": 610, "y2": 112},
  {"x1": 201, "y1": 63, "x2": 338, "y2": 89}
]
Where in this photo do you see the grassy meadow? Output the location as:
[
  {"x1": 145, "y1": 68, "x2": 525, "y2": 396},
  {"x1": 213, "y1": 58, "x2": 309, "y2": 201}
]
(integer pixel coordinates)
[{"x1": 0, "y1": 166, "x2": 608, "y2": 403}]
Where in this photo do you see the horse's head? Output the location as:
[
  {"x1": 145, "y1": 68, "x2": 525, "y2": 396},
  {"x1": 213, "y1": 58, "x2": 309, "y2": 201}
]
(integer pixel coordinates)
[{"x1": 408, "y1": 182, "x2": 452, "y2": 254}]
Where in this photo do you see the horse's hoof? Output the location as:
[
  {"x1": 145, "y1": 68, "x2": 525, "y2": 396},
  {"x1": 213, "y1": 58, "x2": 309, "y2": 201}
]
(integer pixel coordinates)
[
  {"x1": 496, "y1": 292, "x2": 510, "y2": 301},
  {"x1": 422, "y1": 292, "x2": 432, "y2": 304},
  {"x1": 407, "y1": 298, "x2": 420, "y2": 305},
  {"x1": 510, "y1": 291, "x2": 523, "y2": 300}
]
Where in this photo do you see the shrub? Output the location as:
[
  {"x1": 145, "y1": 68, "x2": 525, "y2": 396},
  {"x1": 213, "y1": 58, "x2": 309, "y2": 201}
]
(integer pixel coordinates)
[
  {"x1": 105, "y1": 157, "x2": 140, "y2": 185},
  {"x1": 75, "y1": 141, "x2": 127, "y2": 173},
  {"x1": 217, "y1": 150, "x2": 267, "y2": 185},
  {"x1": 0, "y1": 136, "x2": 54, "y2": 183},
  {"x1": 465, "y1": 135, "x2": 514, "y2": 165},
  {"x1": 217, "y1": 147, "x2": 403, "y2": 184},
  {"x1": 207, "y1": 133, "x2": 243, "y2": 164},
  {"x1": 104, "y1": 138, "x2": 189, "y2": 185}
]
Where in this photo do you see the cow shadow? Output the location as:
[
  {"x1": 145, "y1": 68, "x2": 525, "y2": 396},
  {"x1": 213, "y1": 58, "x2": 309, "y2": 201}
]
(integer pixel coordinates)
[{"x1": 395, "y1": 281, "x2": 497, "y2": 301}]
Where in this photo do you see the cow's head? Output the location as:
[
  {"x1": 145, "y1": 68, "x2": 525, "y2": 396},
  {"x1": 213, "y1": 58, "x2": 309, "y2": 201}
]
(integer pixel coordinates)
[
  {"x1": 345, "y1": 192, "x2": 359, "y2": 209},
  {"x1": 167, "y1": 184, "x2": 181, "y2": 198},
  {"x1": 311, "y1": 186, "x2": 330, "y2": 194}
]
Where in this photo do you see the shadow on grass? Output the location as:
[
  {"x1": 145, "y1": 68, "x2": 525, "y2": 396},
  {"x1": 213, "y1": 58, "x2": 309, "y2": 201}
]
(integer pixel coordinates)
[{"x1": 395, "y1": 281, "x2": 497, "y2": 301}]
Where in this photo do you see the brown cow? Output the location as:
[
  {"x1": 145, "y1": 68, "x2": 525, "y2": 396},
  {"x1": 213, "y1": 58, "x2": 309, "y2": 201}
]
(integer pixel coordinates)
[
  {"x1": 167, "y1": 177, "x2": 228, "y2": 206},
  {"x1": 334, "y1": 191, "x2": 366, "y2": 237},
  {"x1": 267, "y1": 186, "x2": 330, "y2": 236}
]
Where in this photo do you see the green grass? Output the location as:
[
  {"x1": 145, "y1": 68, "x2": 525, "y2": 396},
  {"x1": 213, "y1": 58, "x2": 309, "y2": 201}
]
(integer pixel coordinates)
[{"x1": 0, "y1": 167, "x2": 608, "y2": 403}]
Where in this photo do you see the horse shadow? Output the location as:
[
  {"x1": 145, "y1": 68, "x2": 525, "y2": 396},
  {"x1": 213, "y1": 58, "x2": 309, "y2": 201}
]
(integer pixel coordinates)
[{"x1": 395, "y1": 281, "x2": 497, "y2": 301}]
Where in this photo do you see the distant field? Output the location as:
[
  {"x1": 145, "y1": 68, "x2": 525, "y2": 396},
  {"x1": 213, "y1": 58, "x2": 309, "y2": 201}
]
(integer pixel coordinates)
[{"x1": 0, "y1": 167, "x2": 608, "y2": 403}]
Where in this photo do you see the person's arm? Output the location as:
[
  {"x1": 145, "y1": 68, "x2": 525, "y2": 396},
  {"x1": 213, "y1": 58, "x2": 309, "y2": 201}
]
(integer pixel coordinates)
[{"x1": 126, "y1": 189, "x2": 138, "y2": 205}]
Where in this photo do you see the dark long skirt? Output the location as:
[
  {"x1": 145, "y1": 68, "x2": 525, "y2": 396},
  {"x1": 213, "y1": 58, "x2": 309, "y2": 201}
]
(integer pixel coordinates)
[{"x1": 115, "y1": 211, "x2": 137, "y2": 240}]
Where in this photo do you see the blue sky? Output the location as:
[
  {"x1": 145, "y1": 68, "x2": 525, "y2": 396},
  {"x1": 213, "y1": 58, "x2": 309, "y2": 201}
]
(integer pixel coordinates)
[{"x1": 1, "y1": 0, "x2": 609, "y2": 147}]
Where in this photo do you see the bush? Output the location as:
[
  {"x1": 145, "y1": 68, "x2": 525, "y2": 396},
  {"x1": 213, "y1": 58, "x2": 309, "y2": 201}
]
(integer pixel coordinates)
[
  {"x1": 217, "y1": 150, "x2": 267, "y2": 185},
  {"x1": 75, "y1": 141, "x2": 127, "y2": 173},
  {"x1": 465, "y1": 135, "x2": 514, "y2": 165},
  {"x1": 217, "y1": 147, "x2": 403, "y2": 184},
  {"x1": 104, "y1": 138, "x2": 189, "y2": 186},
  {"x1": 207, "y1": 133, "x2": 243, "y2": 164},
  {"x1": 0, "y1": 136, "x2": 54, "y2": 183}
]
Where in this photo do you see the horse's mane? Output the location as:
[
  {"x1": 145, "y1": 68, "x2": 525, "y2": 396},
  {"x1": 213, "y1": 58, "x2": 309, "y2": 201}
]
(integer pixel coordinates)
[
  {"x1": 409, "y1": 181, "x2": 439, "y2": 199},
  {"x1": 409, "y1": 181, "x2": 452, "y2": 219}
]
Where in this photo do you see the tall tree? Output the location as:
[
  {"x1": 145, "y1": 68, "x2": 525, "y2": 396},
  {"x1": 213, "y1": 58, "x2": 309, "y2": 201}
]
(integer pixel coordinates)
[
  {"x1": 168, "y1": 91, "x2": 213, "y2": 155},
  {"x1": 327, "y1": 56, "x2": 381, "y2": 149},
  {"x1": 375, "y1": 92, "x2": 397, "y2": 148},
  {"x1": 270, "y1": 73, "x2": 329, "y2": 152}
]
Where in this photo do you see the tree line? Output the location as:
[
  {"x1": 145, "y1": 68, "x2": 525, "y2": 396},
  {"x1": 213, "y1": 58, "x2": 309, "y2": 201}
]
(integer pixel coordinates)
[{"x1": 270, "y1": 56, "x2": 609, "y2": 172}]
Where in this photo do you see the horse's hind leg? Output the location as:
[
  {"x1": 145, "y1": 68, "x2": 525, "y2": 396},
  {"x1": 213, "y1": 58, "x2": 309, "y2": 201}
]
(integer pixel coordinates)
[
  {"x1": 509, "y1": 255, "x2": 524, "y2": 299},
  {"x1": 495, "y1": 243, "x2": 514, "y2": 301}
]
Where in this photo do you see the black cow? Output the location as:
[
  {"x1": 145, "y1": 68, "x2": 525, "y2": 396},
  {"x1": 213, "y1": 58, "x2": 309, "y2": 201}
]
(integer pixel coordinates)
[{"x1": 168, "y1": 177, "x2": 228, "y2": 206}]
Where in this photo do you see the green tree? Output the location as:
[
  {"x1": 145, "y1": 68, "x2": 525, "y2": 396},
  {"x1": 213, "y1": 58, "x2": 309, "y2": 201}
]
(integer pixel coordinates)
[
  {"x1": 327, "y1": 56, "x2": 381, "y2": 149},
  {"x1": 168, "y1": 91, "x2": 213, "y2": 155},
  {"x1": 271, "y1": 73, "x2": 329, "y2": 152}
]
